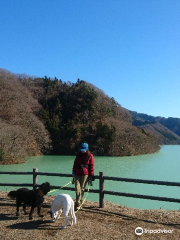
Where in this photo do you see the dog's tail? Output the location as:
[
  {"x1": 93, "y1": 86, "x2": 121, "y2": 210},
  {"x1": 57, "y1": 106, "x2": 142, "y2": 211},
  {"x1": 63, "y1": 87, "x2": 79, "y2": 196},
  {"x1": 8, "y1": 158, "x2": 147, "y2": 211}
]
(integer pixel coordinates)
[
  {"x1": 71, "y1": 201, "x2": 77, "y2": 224},
  {"x1": 8, "y1": 190, "x2": 18, "y2": 200}
]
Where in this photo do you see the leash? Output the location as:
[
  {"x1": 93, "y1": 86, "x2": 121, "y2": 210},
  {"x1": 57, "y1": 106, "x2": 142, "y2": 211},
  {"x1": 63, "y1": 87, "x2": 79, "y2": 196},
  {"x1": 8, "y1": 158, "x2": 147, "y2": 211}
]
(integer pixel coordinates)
[
  {"x1": 48, "y1": 181, "x2": 72, "y2": 194},
  {"x1": 75, "y1": 182, "x2": 91, "y2": 213}
]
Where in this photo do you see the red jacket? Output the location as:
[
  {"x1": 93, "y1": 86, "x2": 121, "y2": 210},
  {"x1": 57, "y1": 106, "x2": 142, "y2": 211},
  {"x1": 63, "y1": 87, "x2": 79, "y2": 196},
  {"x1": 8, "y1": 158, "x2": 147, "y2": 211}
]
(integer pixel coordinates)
[{"x1": 73, "y1": 151, "x2": 94, "y2": 177}]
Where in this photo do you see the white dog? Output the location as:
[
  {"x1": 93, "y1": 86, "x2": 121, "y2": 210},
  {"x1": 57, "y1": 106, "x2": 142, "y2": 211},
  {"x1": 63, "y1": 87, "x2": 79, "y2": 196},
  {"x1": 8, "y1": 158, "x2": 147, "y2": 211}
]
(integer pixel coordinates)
[{"x1": 50, "y1": 193, "x2": 76, "y2": 229}]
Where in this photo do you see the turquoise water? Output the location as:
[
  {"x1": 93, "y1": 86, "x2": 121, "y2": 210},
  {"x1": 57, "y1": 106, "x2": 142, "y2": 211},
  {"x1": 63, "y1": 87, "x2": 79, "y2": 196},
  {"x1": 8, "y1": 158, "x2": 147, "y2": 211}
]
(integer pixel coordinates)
[{"x1": 1, "y1": 145, "x2": 180, "y2": 210}]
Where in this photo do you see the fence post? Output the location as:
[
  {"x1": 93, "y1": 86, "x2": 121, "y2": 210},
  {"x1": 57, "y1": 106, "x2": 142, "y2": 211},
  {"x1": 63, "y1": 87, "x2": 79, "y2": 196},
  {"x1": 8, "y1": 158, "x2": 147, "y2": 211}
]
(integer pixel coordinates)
[
  {"x1": 33, "y1": 168, "x2": 38, "y2": 190},
  {"x1": 99, "y1": 171, "x2": 104, "y2": 208}
]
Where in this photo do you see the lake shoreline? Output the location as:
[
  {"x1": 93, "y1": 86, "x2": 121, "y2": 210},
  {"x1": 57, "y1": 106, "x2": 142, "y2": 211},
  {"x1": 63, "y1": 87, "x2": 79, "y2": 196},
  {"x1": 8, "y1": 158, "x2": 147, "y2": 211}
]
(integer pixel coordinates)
[{"x1": 0, "y1": 160, "x2": 26, "y2": 165}]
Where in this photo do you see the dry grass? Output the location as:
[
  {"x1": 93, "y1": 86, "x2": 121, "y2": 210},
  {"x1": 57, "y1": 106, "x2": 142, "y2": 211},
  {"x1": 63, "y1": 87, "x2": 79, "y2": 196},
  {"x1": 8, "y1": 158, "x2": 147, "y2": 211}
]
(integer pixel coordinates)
[{"x1": 0, "y1": 191, "x2": 180, "y2": 239}]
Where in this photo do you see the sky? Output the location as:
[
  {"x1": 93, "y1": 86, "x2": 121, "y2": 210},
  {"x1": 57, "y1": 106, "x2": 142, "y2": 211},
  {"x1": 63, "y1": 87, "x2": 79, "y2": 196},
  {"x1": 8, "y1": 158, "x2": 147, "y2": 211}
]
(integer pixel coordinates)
[{"x1": 0, "y1": 0, "x2": 180, "y2": 118}]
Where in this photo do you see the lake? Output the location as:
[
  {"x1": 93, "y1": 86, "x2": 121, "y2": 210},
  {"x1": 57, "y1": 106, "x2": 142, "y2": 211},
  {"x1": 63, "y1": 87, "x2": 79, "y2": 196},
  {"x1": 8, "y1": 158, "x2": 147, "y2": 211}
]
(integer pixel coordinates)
[{"x1": 1, "y1": 145, "x2": 180, "y2": 210}]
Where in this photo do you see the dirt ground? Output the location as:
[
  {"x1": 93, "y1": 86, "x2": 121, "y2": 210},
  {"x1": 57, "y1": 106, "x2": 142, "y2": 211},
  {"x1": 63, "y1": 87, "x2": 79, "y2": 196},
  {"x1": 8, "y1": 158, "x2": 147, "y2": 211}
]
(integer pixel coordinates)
[{"x1": 0, "y1": 191, "x2": 180, "y2": 240}]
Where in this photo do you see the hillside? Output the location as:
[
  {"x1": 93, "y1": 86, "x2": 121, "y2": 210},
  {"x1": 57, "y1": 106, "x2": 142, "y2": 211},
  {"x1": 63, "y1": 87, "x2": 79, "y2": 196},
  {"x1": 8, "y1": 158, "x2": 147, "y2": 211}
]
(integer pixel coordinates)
[
  {"x1": 130, "y1": 111, "x2": 180, "y2": 144},
  {"x1": 22, "y1": 75, "x2": 161, "y2": 156},
  {"x1": 0, "y1": 69, "x2": 161, "y2": 163},
  {"x1": 0, "y1": 69, "x2": 51, "y2": 163}
]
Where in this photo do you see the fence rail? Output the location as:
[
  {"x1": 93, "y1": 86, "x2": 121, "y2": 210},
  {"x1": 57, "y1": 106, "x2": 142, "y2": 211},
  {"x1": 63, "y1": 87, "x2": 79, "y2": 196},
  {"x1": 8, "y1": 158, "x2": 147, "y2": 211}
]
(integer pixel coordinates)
[{"x1": 1, "y1": 168, "x2": 180, "y2": 208}]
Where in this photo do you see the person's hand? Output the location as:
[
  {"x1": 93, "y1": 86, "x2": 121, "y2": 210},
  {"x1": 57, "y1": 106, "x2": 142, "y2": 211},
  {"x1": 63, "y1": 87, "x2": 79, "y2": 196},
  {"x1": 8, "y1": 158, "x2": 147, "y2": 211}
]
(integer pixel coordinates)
[
  {"x1": 89, "y1": 175, "x2": 95, "y2": 181},
  {"x1": 89, "y1": 177, "x2": 92, "y2": 182}
]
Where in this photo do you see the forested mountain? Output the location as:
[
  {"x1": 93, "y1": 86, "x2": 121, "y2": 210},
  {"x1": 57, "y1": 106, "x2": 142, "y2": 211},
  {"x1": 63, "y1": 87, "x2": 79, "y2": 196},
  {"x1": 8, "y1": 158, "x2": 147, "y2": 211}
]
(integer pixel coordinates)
[
  {"x1": 0, "y1": 69, "x2": 162, "y2": 163},
  {"x1": 130, "y1": 111, "x2": 180, "y2": 144},
  {"x1": 23, "y1": 75, "x2": 161, "y2": 156}
]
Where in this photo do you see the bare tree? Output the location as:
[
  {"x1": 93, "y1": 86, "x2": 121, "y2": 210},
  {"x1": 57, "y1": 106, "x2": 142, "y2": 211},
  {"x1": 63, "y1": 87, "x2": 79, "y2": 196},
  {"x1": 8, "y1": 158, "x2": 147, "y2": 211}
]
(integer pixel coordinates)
[{"x1": 0, "y1": 69, "x2": 51, "y2": 163}]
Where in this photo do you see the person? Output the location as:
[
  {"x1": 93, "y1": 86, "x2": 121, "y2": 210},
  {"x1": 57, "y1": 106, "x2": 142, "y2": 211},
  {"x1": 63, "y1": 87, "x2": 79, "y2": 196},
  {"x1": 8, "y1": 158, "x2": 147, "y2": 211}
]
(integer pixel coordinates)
[{"x1": 72, "y1": 142, "x2": 94, "y2": 210}]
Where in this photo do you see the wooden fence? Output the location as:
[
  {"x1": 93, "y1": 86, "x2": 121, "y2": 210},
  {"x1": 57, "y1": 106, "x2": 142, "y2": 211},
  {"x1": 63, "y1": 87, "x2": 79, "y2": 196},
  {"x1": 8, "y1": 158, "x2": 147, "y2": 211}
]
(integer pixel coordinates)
[{"x1": 1, "y1": 168, "x2": 180, "y2": 208}]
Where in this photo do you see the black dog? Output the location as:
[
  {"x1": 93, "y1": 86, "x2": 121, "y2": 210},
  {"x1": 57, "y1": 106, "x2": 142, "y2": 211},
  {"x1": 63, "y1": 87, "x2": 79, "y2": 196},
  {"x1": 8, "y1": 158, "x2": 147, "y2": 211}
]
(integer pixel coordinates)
[{"x1": 8, "y1": 182, "x2": 51, "y2": 220}]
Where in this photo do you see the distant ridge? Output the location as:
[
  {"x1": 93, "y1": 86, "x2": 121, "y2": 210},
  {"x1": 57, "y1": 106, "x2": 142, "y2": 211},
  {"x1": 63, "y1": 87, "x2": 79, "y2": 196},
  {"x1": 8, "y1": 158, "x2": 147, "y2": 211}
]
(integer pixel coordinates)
[{"x1": 130, "y1": 111, "x2": 180, "y2": 144}]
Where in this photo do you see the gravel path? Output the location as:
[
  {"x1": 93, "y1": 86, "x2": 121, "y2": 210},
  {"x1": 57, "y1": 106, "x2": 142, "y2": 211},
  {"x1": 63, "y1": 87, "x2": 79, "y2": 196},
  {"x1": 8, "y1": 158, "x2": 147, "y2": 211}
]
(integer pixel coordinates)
[{"x1": 0, "y1": 191, "x2": 180, "y2": 239}]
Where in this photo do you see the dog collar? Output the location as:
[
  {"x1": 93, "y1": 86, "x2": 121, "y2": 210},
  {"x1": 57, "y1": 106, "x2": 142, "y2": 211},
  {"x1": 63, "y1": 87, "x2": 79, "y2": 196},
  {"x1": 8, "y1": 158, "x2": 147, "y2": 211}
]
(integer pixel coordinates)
[{"x1": 39, "y1": 190, "x2": 44, "y2": 197}]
